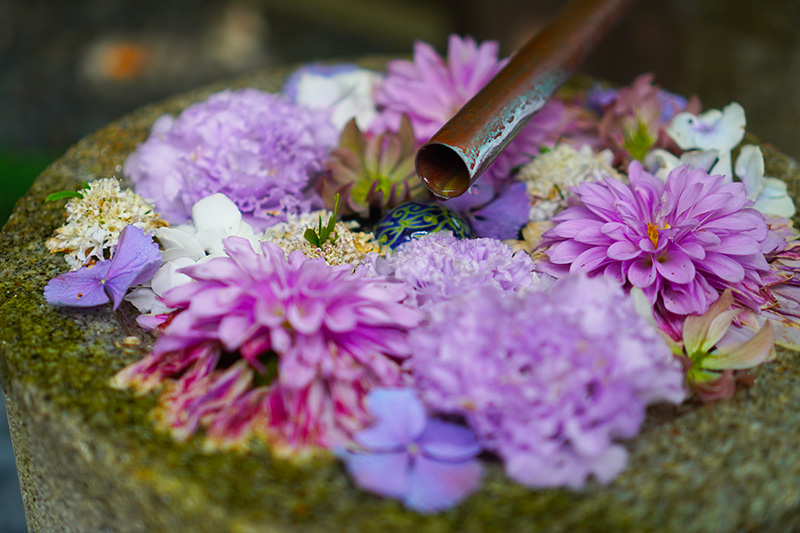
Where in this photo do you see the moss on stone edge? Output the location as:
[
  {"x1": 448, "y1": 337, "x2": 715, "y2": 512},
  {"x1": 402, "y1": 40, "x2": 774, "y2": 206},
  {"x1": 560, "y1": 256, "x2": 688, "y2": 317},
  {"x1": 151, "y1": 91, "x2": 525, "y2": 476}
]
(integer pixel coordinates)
[{"x1": 2, "y1": 65, "x2": 800, "y2": 531}]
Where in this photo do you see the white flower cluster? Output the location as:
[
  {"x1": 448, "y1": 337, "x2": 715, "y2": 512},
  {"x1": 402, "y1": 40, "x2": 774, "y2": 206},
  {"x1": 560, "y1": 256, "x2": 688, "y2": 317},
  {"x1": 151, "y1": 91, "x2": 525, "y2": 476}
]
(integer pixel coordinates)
[
  {"x1": 45, "y1": 178, "x2": 166, "y2": 270},
  {"x1": 516, "y1": 144, "x2": 620, "y2": 221},
  {"x1": 263, "y1": 211, "x2": 378, "y2": 266}
]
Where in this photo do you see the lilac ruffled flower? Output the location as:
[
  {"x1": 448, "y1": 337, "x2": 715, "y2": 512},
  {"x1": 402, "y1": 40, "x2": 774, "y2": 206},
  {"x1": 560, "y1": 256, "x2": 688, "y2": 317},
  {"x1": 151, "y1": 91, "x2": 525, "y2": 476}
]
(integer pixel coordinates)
[
  {"x1": 409, "y1": 275, "x2": 685, "y2": 489},
  {"x1": 370, "y1": 34, "x2": 566, "y2": 184},
  {"x1": 44, "y1": 225, "x2": 161, "y2": 310},
  {"x1": 114, "y1": 238, "x2": 422, "y2": 454},
  {"x1": 363, "y1": 231, "x2": 547, "y2": 308},
  {"x1": 340, "y1": 388, "x2": 482, "y2": 513},
  {"x1": 124, "y1": 88, "x2": 338, "y2": 230},
  {"x1": 540, "y1": 161, "x2": 772, "y2": 337}
]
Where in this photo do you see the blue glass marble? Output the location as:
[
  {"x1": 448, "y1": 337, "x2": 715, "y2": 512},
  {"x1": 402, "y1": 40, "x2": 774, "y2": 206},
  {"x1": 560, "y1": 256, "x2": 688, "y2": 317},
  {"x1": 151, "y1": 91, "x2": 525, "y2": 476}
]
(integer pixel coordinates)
[{"x1": 374, "y1": 202, "x2": 475, "y2": 249}]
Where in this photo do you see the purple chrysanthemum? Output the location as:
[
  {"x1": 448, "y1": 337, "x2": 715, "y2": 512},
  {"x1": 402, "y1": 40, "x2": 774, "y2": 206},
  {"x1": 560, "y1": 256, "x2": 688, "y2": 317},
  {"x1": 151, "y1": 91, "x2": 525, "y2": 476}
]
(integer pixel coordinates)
[
  {"x1": 540, "y1": 162, "x2": 773, "y2": 337},
  {"x1": 409, "y1": 275, "x2": 685, "y2": 489},
  {"x1": 124, "y1": 88, "x2": 338, "y2": 230},
  {"x1": 114, "y1": 238, "x2": 422, "y2": 454},
  {"x1": 362, "y1": 231, "x2": 547, "y2": 308},
  {"x1": 370, "y1": 35, "x2": 566, "y2": 184}
]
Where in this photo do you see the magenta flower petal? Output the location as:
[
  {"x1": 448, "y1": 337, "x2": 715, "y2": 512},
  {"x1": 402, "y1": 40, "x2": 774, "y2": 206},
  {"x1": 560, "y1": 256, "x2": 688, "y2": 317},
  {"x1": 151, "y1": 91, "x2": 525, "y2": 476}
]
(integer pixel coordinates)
[
  {"x1": 116, "y1": 237, "x2": 422, "y2": 453},
  {"x1": 607, "y1": 240, "x2": 642, "y2": 260},
  {"x1": 627, "y1": 257, "x2": 657, "y2": 287},
  {"x1": 700, "y1": 252, "x2": 745, "y2": 283},
  {"x1": 654, "y1": 247, "x2": 696, "y2": 284}
]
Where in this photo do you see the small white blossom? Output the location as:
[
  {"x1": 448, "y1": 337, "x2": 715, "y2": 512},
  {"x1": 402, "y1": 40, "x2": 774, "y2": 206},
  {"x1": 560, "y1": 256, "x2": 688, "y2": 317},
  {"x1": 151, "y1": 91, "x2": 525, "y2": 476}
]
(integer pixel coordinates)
[
  {"x1": 285, "y1": 65, "x2": 383, "y2": 131},
  {"x1": 667, "y1": 102, "x2": 746, "y2": 179},
  {"x1": 735, "y1": 145, "x2": 796, "y2": 218},
  {"x1": 126, "y1": 193, "x2": 260, "y2": 321},
  {"x1": 516, "y1": 144, "x2": 621, "y2": 221},
  {"x1": 46, "y1": 178, "x2": 166, "y2": 270}
]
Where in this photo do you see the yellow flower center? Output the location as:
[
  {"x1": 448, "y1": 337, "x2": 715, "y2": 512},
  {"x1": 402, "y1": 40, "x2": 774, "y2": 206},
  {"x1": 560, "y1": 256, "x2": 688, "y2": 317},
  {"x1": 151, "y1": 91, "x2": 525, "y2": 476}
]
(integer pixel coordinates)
[{"x1": 647, "y1": 222, "x2": 670, "y2": 247}]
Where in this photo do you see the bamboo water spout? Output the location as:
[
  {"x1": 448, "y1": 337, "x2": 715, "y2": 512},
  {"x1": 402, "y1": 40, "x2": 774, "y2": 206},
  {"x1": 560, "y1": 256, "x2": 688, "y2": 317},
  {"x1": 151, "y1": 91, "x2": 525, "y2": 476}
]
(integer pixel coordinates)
[{"x1": 415, "y1": 0, "x2": 637, "y2": 199}]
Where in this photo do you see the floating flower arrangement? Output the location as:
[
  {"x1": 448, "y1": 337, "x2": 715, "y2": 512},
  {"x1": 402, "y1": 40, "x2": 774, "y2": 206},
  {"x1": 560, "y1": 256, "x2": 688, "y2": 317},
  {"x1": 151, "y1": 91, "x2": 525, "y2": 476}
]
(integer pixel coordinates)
[{"x1": 42, "y1": 35, "x2": 800, "y2": 514}]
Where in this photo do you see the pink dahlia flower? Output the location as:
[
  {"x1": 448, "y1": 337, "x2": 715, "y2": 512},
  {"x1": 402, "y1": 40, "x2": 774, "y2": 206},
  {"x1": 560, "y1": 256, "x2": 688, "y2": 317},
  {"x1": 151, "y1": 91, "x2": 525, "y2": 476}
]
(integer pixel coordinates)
[
  {"x1": 115, "y1": 238, "x2": 422, "y2": 454},
  {"x1": 124, "y1": 89, "x2": 338, "y2": 230},
  {"x1": 540, "y1": 162, "x2": 772, "y2": 337},
  {"x1": 371, "y1": 34, "x2": 566, "y2": 184}
]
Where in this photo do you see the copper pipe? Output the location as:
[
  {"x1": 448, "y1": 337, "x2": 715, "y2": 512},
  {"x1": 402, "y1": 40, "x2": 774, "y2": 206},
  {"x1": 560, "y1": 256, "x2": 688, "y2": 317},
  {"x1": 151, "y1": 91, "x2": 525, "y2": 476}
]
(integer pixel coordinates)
[{"x1": 415, "y1": 0, "x2": 637, "y2": 199}]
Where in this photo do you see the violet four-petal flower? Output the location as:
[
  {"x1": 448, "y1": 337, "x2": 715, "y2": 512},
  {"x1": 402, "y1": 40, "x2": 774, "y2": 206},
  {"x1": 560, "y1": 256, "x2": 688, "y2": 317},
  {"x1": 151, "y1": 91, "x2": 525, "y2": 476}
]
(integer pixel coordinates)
[
  {"x1": 45, "y1": 225, "x2": 161, "y2": 310},
  {"x1": 340, "y1": 388, "x2": 483, "y2": 513}
]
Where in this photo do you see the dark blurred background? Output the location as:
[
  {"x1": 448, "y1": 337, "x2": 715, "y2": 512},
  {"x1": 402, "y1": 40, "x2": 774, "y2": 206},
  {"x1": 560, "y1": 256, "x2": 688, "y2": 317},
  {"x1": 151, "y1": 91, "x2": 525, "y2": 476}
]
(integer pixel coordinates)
[{"x1": 2, "y1": 0, "x2": 799, "y2": 529}]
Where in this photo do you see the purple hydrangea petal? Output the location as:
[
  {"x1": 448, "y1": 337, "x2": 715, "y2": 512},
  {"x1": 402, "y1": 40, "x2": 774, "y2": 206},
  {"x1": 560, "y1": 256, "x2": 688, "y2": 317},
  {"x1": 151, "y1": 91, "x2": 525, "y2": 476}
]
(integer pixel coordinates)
[
  {"x1": 341, "y1": 450, "x2": 411, "y2": 500},
  {"x1": 416, "y1": 418, "x2": 482, "y2": 461},
  {"x1": 104, "y1": 225, "x2": 162, "y2": 309},
  {"x1": 355, "y1": 388, "x2": 426, "y2": 450},
  {"x1": 404, "y1": 454, "x2": 483, "y2": 514},
  {"x1": 461, "y1": 182, "x2": 530, "y2": 240},
  {"x1": 44, "y1": 261, "x2": 113, "y2": 307}
]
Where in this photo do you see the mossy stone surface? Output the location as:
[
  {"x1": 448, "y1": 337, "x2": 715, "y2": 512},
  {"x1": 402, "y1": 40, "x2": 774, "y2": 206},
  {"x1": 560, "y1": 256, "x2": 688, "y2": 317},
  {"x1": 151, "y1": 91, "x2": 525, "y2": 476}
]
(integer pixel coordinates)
[{"x1": 2, "y1": 63, "x2": 800, "y2": 532}]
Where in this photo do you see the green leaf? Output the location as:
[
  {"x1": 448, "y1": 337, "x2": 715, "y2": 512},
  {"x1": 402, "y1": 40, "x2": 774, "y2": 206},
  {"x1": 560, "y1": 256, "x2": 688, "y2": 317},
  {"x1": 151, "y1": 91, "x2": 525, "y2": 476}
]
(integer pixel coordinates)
[
  {"x1": 303, "y1": 193, "x2": 341, "y2": 248},
  {"x1": 304, "y1": 227, "x2": 320, "y2": 247},
  {"x1": 45, "y1": 190, "x2": 84, "y2": 202},
  {"x1": 623, "y1": 120, "x2": 655, "y2": 161}
]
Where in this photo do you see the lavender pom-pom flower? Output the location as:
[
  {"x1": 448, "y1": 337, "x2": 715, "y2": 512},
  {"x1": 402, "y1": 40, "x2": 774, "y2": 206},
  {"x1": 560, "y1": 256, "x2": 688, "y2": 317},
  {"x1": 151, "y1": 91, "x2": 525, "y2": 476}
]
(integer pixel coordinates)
[
  {"x1": 339, "y1": 388, "x2": 483, "y2": 513},
  {"x1": 124, "y1": 88, "x2": 338, "y2": 230},
  {"x1": 362, "y1": 231, "x2": 549, "y2": 309},
  {"x1": 409, "y1": 275, "x2": 685, "y2": 489}
]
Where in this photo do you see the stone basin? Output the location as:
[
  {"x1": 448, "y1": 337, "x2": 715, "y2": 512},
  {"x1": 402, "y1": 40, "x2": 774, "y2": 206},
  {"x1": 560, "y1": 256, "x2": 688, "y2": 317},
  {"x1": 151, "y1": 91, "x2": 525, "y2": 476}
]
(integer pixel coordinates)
[{"x1": 3, "y1": 62, "x2": 800, "y2": 532}]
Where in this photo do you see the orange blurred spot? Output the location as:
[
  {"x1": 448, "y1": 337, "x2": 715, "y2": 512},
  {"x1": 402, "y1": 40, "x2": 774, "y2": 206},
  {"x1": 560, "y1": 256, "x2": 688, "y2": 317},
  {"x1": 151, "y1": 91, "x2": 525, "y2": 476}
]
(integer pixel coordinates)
[{"x1": 101, "y1": 43, "x2": 150, "y2": 81}]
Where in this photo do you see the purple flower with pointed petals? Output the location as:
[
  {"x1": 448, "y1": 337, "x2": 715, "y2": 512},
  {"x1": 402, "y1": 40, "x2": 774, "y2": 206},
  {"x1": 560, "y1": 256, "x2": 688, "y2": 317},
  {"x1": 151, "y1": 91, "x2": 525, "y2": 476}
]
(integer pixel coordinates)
[
  {"x1": 340, "y1": 388, "x2": 482, "y2": 513},
  {"x1": 44, "y1": 225, "x2": 161, "y2": 310},
  {"x1": 114, "y1": 238, "x2": 423, "y2": 454},
  {"x1": 539, "y1": 161, "x2": 772, "y2": 337},
  {"x1": 370, "y1": 34, "x2": 566, "y2": 185}
]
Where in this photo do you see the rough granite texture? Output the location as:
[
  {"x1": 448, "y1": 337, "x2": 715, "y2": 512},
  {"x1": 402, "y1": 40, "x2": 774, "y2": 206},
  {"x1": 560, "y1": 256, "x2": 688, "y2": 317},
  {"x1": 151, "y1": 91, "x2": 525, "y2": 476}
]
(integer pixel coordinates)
[{"x1": 2, "y1": 62, "x2": 800, "y2": 532}]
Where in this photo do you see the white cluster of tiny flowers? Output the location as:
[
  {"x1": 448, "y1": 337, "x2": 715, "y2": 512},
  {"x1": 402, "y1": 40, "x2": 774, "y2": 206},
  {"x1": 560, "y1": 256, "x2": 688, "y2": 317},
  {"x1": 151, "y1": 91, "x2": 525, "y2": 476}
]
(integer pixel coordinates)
[
  {"x1": 262, "y1": 211, "x2": 378, "y2": 266},
  {"x1": 45, "y1": 178, "x2": 166, "y2": 270},
  {"x1": 517, "y1": 144, "x2": 620, "y2": 221}
]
